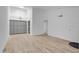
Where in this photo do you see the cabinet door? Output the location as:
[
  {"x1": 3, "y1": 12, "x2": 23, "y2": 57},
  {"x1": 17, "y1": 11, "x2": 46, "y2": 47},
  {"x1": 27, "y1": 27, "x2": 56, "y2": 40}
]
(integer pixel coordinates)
[
  {"x1": 28, "y1": 21, "x2": 30, "y2": 34},
  {"x1": 10, "y1": 20, "x2": 30, "y2": 34}
]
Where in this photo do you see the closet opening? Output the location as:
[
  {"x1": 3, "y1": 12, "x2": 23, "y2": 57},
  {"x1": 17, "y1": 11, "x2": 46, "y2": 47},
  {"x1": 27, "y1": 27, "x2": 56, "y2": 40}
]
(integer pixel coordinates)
[{"x1": 9, "y1": 6, "x2": 32, "y2": 35}]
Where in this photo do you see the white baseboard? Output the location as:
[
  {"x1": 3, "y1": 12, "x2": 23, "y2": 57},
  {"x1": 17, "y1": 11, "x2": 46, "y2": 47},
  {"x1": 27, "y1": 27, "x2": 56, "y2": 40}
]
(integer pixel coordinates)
[
  {"x1": 31, "y1": 33, "x2": 44, "y2": 36},
  {"x1": 48, "y1": 34, "x2": 75, "y2": 42}
]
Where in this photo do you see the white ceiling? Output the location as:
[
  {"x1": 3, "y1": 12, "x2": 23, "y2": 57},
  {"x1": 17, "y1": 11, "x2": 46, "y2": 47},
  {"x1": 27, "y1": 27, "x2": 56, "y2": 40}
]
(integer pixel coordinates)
[
  {"x1": 12, "y1": 6, "x2": 79, "y2": 11},
  {"x1": 32, "y1": 6, "x2": 52, "y2": 10},
  {"x1": 31, "y1": 6, "x2": 79, "y2": 10}
]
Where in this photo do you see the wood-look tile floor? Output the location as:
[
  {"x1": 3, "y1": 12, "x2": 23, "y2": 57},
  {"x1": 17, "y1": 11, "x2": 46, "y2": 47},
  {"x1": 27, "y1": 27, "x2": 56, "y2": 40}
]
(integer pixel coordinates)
[{"x1": 3, "y1": 34, "x2": 79, "y2": 53}]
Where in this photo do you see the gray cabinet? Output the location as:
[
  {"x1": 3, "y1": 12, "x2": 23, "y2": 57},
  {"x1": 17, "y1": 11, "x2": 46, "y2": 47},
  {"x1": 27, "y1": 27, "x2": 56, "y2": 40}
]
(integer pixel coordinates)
[{"x1": 10, "y1": 20, "x2": 30, "y2": 35}]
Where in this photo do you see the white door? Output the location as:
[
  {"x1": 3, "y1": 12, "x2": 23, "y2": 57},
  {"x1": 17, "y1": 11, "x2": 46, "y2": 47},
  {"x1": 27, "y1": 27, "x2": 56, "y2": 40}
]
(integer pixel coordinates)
[{"x1": 43, "y1": 20, "x2": 48, "y2": 34}]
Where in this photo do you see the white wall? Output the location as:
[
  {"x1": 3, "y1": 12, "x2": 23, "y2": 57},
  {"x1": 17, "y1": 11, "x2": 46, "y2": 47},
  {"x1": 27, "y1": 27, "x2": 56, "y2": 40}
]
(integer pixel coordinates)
[
  {"x1": 10, "y1": 7, "x2": 32, "y2": 21},
  {"x1": 0, "y1": 7, "x2": 9, "y2": 52},
  {"x1": 32, "y1": 8, "x2": 46, "y2": 35},
  {"x1": 47, "y1": 7, "x2": 79, "y2": 43}
]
